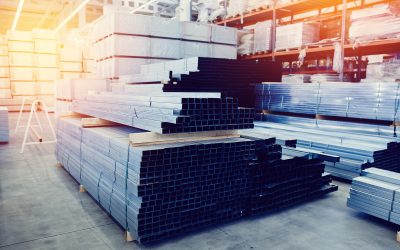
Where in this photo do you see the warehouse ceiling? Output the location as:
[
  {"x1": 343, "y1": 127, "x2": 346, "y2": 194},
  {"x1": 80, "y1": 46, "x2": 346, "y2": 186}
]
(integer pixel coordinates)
[{"x1": 0, "y1": 0, "x2": 107, "y2": 34}]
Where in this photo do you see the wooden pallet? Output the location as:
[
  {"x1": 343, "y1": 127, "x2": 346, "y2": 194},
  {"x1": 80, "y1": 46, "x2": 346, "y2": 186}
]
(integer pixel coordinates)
[{"x1": 275, "y1": 47, "x2": 302, "y2": 52}]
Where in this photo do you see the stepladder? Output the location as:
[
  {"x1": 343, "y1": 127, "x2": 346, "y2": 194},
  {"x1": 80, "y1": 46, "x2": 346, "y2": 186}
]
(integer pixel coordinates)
[{"x1": 17, "y1": 98, "x2": 57, "y2": 153}]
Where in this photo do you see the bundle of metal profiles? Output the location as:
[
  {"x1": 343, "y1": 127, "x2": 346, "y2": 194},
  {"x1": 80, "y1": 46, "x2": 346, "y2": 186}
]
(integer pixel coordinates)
[
  {"x1": 56, "y1": 117, "x2": 337, "y2": 244},
  {"x1": 254, "y1": 115, "x2": 400, "y2": 180},
  {"x1": 255, "y1": 82, "x2": 400, "y2": 123},
  {"x1": 120, "y1": 57, "x2": 282, "y2": 107},
  {"x1": 72, "y1": 91, "x2": 254, "y2": 134},
  {"x1": 347, "y1": 168, "x2": 400, "y2": 225},
  {"x1": 0, "y1": 107, "x2": 9, "y2": 142}
]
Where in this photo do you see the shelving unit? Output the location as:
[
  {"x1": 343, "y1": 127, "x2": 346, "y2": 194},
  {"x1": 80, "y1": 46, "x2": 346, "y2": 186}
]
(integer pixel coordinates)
[{"x1": 216, "y1": 0, "x2": 399, "y2": 81}]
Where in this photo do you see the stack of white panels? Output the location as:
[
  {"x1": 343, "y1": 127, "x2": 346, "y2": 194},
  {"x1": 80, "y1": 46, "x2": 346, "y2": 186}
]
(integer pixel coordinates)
[
  {"x1": 0, "y1": 35, "x2": 11, "y2": 100},
  {"x1": 254, "y1": 20, "x2": 272, "y2": 53},
  {"x1": 55, "y1": 78, "x2": 109, "y2": 117},
  {"x1": 349, "y1": 3, "x2": 400, "y2": 42},
  {"x1": 275, "y1": 23, "x2": 320, "y2": 50},
  {"x1": 92, "y1": 12, "x2": 237, "y2": 79},
  {"x1": 82, "y1": 42, "x2": 96, "y2": 78},
  {"x1": 60, "y1": 39, "x2": 83, "y2": 80},
  {"x1": 33, "y1": 29, "x2": 60, "y2": 108},
  {"x1": 7, "y1": 30, "x2": 36, "y2": 100},
  {"x1": 0, "y1": 107, "x2": 9, "y2": 142}
]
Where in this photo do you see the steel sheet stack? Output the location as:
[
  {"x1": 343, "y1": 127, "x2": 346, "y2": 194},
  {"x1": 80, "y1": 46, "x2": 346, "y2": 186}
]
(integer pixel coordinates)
[
  {"x1": 0, "y1": 107, "x2": 9, "y2": 142},
  {"x1": 121, "y1": 57, "x2": 282, "y2": 107},
  {"x1": 347, "y1": 168, "x2": 400, "y2": 225}
]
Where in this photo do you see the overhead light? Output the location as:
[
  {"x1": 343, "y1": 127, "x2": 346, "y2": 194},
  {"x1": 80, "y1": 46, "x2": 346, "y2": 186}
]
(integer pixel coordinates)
[
  {"x1": 129, "y1": 0, "x2": 158, "y2": 13},
  {"x1": 11, "y1": 0, "x2": 25, "y2": 31},
  {"x1": 55, "y1": 0, "x2": 91, "y2": 31}
]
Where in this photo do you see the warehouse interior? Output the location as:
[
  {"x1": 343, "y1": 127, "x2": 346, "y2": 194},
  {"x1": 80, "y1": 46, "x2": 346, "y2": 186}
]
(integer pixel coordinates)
[{"x1": 1, "y1": 0, "x2": 400, "y2": 249}]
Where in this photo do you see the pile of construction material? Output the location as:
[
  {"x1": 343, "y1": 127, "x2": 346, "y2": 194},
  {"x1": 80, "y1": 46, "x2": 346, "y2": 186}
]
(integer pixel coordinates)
[
  {"x1": 275, "y1": 22, "x2": 320, "y2": 50},
  {"x1": 55, "y1": 78, "x2": 109, "y2": 117},
  {"x1": 120, "y1": 57, "x2": 282, "y2": 107},
  {"x1": 0, "y1": 107, "x2": 9, "y2": 142},
  {"x1": 254, "y1": 82, "x2": 400, "y2": 179},
  {"x1": 57, "y1": 71, "x2": 337, "y2": 243},
  {"x1": 349, "y1": 2, "x2": 400, "y2": 42},
  {"x1": 59, "y1": 38, "x2": 83, "y2": 80},
  {"x1": 57, "y1": 114, "x2": 336, "y2": 244},
  {"x1": 0, "y1": 35, "x2": 10, "y2": 100},
  {"x1": 33, "y1": 29, "x2": 60, "y2": 107},
  {"x1": 255, "y1": 82, "x2": 400, "y2": 123},
  {"x1": 0, "y1": 30, "x2": 59, "y2": 110},
  {"x1": 253, "y1": 20, "x2": 272, "y2": 53},
  {"x1": 92, "y1": 12, "x2": 238, "y2": 79},
  {"x1": 254, "y1": 115, "x2": 400, "y2": 180},
  {"x1": 363, "y1": 55, "x2": 400, "y2": 83},
  {"x1": 72, "y1": 90, "x2": 255, "y2": 133},
  {"x1": 347, "y1": 168, "x2": 400, "y2": 225}
]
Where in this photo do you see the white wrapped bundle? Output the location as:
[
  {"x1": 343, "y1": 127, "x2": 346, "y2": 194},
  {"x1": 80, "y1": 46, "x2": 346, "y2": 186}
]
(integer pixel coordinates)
[
  {"x1": 10, "y1": 67, "x2": 35, "y2": 81},
  {"x1": 0, "y1": 67, "x2": 9, "y2": 78},
  {"x1": 36, "y1": 68, "x2": 60, "y2": 81},
  {"x1": 247, "y1": 0, "x2": 272, "y2": 11},
  {"x1": 349, "y1": 3, "x2": 400, "y2": 41},
  {"x1": 36, "y1": 82, "x2": 55, "y2": 95},
  {"x1": 275, "y1": 22, "x2": 320, "y2": 50},
  {"x1": 254, "y1": 20, "x2": 272, "y2": 52},
  {"x1": 238, "y1": 31, "x2": 254, "y2": 55},
  {"x1": 11, "y1": 82, "x2": 36, "y2": 96},
  {"x1": 227, "y1": 0, "x2": 248, "y2": 17},
  {"x1": 0, "y1": 89, "x2": 11, "y2": 99},
  {"x1": 0, "y1": 79, "x2": 10, "y2": 89}
]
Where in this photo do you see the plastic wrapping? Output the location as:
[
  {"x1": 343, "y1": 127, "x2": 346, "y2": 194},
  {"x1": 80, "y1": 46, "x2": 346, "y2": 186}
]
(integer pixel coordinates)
[
  {"x1": 349, "y1": 3, "x2": 400, "y2": 41},
  {"x1": 8, "y1": 52, "x2": 35, "y2": 67},
  {"x1": 275, "y1": 23, "x2": 320, "y2": 50},
  {"x1": 35, "y1": 68, "x2": 60, "y2": 81},
  {"x1": 364, "y1": 59, "x2": 400, "y2": 83},
  {"x1": 9, "y1": 68, "x2": 34, "y2": 81},
  {"x1": 34, "y1": 54, "x2": 59, "y2": 68},
  {"x1": 254, "y1": 20, "x2": 272, "y2": 52},
  {"x1": 238, "y1": 32, "x2": 254, "y2": 55},
  {"x1": 227, "y1": 0, "x2": 248, "y2": 17}
]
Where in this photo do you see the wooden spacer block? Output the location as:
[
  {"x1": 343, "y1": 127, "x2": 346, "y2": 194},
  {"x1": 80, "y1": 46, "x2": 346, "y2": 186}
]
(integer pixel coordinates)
[
  {"x1": 125, "y1": 231, "x2": 134, "y2": 242},
  {"x1": 81, "y1": 117, "x2": 117, "y2": 128},
  {"x1": 79, "y1": 185, "x2": 86, "y2": 193},
  {"x1": 397, "y1": 231, "x2": 400, "y2": 243},
  {"x1": 130, "y1": 130, "x2": 240, "y2": 146}
]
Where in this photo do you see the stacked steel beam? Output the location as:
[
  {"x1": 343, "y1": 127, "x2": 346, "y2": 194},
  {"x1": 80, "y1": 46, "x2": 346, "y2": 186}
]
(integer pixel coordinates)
[
  {"x1": 56, "y1": 115, "x2": 337, "y2": 244},
  {"x1": 72, "y1": 92, "x2": 255, "y2": 133},
  {"x1": 254, "y1": 82, "x2": 400, "y2": 180},
  {"x1": 254, "y1": 115, "x2": 400, "y2": 180},
  {"x1": 255, "y1": 82, "x2": 400, "y2": 123},
  {"x1": 121, "y1": 57, "x2": 282, "y2": 107},
  {"x1": 242, "y1": 134, "x2": 337, "y2": 215},
  {"x1": 347, "y1": 168, "x2": 400, "y2": 225}
]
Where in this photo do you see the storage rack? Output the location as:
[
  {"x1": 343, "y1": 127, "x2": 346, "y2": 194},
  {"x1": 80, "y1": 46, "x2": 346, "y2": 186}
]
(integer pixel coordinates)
[{"x1": 215, "y1": 0, "x2": 400, "y2": 81}]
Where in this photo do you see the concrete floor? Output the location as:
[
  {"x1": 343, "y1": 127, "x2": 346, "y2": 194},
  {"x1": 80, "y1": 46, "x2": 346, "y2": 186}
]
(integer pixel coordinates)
[{"x1": 1, "y1": 113, "x2": 400, "y2": 250}]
